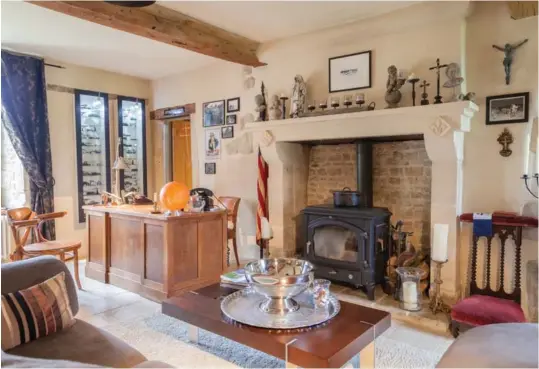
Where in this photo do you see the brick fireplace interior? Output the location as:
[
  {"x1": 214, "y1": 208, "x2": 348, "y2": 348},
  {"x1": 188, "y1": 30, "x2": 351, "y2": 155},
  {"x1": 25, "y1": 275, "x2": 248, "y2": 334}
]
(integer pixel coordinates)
[{"x1": 305, "y1": 136, "x2": 432, "y2": 250}]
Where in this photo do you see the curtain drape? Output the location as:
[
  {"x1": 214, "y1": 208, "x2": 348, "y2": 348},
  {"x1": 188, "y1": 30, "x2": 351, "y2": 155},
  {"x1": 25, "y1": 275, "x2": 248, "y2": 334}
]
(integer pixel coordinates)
[{"x1": 1, "y1": 50, "x2": 56, "y2": 239}]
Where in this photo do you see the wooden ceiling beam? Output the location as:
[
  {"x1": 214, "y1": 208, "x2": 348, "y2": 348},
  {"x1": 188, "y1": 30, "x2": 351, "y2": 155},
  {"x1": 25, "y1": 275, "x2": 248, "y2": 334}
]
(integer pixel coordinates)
[
  {"x1": 507, "y1": 1, "x2": 538, "y2": 19},
  {"x1": 28, "y1": 1, "x2": 265, "y2": 67}
]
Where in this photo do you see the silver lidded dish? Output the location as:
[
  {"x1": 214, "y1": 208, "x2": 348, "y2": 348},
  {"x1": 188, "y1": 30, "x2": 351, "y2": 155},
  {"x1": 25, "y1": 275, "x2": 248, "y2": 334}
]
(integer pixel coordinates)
[{"x1": 244, "y1": 258, "x2": 314, "y2": 315}]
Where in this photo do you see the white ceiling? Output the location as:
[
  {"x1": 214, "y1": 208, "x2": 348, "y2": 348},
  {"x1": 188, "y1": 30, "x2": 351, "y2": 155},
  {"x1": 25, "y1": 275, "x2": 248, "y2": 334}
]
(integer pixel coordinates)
[
  {"x1": 1, "y1": 1, "x2": 416, "y2": 80},
  {"x1": 161, "y1": 1, "x2": 417, "y2": 43},
  {"x1": 0, "y1": 1, "x2": 219, "y2": 80}
]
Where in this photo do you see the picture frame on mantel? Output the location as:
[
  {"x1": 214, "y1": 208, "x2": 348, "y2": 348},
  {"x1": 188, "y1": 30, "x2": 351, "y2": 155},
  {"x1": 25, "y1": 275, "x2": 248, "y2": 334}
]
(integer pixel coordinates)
[
  {"x1": 486, "y1": 92, "x2": 529, "y2": 125},
  {"x1": 329, "y1": 50, "x2": 372, "y2": 93}
]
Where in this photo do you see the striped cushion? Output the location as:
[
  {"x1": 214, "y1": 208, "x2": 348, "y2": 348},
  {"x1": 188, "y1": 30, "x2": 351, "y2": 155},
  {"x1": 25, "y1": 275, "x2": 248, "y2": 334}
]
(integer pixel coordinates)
[{"x1": 1, "y1": 272, "x2": 75, "y2": 350}]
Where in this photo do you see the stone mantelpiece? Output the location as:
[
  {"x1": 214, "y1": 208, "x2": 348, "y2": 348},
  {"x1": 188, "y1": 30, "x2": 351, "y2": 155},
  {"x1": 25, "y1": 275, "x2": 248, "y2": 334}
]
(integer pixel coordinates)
[{"x1": 245, "y1": 101, "x2": 479, "y2": 299}]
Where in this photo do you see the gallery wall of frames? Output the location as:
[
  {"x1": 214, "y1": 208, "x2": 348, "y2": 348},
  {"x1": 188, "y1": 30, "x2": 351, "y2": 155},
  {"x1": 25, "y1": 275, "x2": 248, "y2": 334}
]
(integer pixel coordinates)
[{"x1": 74, "y1": 90, "x2": 147, "y2": 223}]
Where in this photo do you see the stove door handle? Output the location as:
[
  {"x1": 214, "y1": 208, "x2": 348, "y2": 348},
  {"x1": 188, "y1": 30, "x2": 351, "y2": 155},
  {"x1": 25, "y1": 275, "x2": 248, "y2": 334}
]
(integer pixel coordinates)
[
  {"x1": 306, "y1": 241, "x2": 312, "y2": 255},
  {"x1": 328, "y1": 270, "x2": 337, "y2": 275}
]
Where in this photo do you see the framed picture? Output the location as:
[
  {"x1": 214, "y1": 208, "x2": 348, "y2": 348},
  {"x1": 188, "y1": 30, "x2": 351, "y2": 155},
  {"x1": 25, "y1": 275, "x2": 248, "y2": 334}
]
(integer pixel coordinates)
[
  {"x1": 328, "y1": 50, "x2": 372, "y2": 93},
  {"x1": 226, "y1": 114, "x2": 237, "y2": 125},
  {"x1": 203, "y1": 100, "x2": 225, "y2": 127},
  {"x1": 205, "y1": 128, "x2": 221, "y2": 159},
  {"x1": 221, "y1": 125, "x2": 234, "y2": 139},
  {"x1": 227, "y1": 97, "x2": 240, "y2": 113},
  {"x1": 205, "y1": 162, "x2": 216, "y2": 175},
  {"x1": 486, "y1": 92, "x2": 529, "y2": 125}
]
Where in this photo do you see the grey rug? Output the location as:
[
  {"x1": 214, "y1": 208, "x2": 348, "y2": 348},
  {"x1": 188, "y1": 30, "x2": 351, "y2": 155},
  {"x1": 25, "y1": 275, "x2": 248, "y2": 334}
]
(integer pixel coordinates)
[{"x1": 101, "y1": 313, "x2": 447, "y2": 368}]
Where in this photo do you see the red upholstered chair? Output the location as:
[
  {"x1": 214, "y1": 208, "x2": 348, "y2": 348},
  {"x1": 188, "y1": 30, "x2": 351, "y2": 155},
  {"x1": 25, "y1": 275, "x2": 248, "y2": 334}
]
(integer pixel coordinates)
[{"x1": 451, "y1": 224, "x2": 526, "y2": 337}]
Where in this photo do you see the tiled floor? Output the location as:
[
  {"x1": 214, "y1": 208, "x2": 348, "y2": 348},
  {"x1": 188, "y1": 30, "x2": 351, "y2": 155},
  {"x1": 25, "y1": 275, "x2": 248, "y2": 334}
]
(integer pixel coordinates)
[{"x1": 71, "y1": 261, "x2": 453, "y2": 367}]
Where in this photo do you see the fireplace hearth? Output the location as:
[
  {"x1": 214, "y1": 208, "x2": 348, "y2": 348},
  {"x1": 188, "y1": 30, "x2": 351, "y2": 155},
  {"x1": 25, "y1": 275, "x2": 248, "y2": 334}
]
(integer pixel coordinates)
[{"x1": 301, "y1": 204, "x2": 391, "y2": 300}]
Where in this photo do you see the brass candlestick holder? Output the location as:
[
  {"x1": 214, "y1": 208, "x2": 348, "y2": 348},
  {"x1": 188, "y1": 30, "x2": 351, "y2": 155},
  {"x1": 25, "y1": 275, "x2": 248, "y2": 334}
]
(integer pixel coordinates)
[{"x1": 429, "y1": 260, "x2": 452, "y2": 315}]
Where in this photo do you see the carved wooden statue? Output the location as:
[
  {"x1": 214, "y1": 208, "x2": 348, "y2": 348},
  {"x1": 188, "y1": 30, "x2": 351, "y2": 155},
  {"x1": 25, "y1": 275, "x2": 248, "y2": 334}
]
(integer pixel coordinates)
[{"x1": 493, "y1": 39, "x2": 528, "y2": 85}]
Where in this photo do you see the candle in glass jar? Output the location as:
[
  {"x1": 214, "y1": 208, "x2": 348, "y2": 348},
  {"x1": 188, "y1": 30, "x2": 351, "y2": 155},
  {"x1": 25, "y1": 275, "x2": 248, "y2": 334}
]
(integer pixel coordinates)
[
  {"x1": 402, "y1": 281, "x2": 418, "y2": 310},
  {"x1": 432, "y1": 224, "x2": 449, "y2": 262}
]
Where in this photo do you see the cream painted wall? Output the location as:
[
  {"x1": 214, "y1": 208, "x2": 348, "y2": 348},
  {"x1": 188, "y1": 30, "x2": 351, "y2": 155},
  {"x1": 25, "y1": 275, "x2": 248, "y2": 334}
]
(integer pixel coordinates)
[
  {"x1": 151, "y1": 1, "x2": 469, "y2": 261},
  {"x1": 47, "y1": 61, "x2": 151, "y2": 258},
  {"x1": 460, "y1": 1, "x2": 538, "y2": 317}
]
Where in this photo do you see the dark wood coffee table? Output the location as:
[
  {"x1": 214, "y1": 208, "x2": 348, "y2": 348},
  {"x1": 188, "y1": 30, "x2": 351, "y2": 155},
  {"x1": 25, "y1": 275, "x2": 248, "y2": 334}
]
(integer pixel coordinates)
[{"x1": 162, "y1": 283, "x2": 391, "y2": 368}]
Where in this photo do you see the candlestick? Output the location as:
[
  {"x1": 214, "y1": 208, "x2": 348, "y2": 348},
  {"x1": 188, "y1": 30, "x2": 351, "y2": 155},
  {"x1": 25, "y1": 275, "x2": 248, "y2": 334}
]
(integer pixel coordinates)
[
  {"x1": 429, "y1": 260, "x2": 452, "y2": 315},
  {"x1": 407, "y1": 77, "x2": 420, "y2": 106},
  {"x1": 432, "y1": 224, "x2": 449, "y2": 262},
  {"x1": 523, "y1": 119, "x2": 533, "y2": 175},
  {"x1": 279, "y1": 96, "x2": 288, "y2": 120}
]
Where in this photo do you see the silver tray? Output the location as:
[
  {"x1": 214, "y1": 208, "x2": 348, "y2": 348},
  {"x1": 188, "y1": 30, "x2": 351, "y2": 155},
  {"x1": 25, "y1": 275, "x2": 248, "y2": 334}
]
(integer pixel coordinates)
[{"x1": 220, "y1": 288, "x2": 340, "y2": 329}]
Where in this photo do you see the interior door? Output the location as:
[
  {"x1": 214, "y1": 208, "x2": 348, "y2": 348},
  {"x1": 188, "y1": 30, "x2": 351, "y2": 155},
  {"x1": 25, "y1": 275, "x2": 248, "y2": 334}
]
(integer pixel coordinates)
[{"x1": 172, "y1": 120, "x2": 192, "y2": 188}]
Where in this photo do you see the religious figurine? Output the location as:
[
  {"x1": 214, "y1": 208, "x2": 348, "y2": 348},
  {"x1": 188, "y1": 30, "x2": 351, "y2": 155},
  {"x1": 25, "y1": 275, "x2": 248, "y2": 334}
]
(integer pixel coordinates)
[
  {"x1": 497, "y1": 128, "x2": 513, "y2": 157},
  {"x1": 290, "y1": 75, "x2": 307, "y2": 118},
  {"x1": 384, "y1": 65, "x2": 406, "y2": 109},
  {"x1": 457, "y1": 92, "x2": 476, "y2": 102},
  {"x1": 493, "y1": 39, "x2": 528, "y2": 85},
  {"x1": 254, "y1": 82, "x2": 267, "y2": 122},
  {"x1": 268, "y1": 94, "x2": 281, "y2": 120},
  {"x1": 429, "y1": 58, "x2": 449, "y2": 104},
  {"x1": 419, "y1": 80, "x2": 430, "y2": 105},
  {"x1": 443, "y1": 63, "x2": 464, "y2": 102}
]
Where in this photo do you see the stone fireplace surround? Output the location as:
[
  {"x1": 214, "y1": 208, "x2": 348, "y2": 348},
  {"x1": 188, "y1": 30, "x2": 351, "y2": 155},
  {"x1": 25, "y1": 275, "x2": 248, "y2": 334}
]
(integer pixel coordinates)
[{"x1": 245, "y1": 101, "x2": 478, "y2": 300}]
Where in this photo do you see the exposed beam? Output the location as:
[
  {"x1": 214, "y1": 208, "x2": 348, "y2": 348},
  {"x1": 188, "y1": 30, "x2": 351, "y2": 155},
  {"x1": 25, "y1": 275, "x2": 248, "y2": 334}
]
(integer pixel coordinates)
[
  {"x1": 507, "y1": 1, "x2": 538, "y2": 19},
  {"x1": 28, "y1": 1, "x2": 265, "y2": 67}
]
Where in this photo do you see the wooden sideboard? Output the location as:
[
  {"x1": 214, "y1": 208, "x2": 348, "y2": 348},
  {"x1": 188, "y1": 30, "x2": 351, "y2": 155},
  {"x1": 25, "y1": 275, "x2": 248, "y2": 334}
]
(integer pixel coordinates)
[{"x1": 83, "y1": 205, "x2": 227, "y2": 301}]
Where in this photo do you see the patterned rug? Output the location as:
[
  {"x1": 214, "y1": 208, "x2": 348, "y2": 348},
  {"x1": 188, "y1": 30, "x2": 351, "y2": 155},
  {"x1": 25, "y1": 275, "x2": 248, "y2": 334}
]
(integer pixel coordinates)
[{"x1": 101, "y1": 313, "x2": 449, "y2": 368}]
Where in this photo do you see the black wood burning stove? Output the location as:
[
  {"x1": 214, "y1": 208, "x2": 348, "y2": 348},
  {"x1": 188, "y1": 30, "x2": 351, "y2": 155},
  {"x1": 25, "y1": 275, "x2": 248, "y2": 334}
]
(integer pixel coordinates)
[
  {"x1": 301, "y1": 204, "x2": 391, "y2": 300},
  {"x1": 299, "y1": 140, "x2": 392, "y2": 300}
]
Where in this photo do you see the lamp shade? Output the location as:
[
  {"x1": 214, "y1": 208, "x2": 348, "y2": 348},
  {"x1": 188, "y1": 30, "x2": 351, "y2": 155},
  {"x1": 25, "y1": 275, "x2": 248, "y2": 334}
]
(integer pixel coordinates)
[{"x1": 113, "y1": 156, "x2": 128, "y2": 170}]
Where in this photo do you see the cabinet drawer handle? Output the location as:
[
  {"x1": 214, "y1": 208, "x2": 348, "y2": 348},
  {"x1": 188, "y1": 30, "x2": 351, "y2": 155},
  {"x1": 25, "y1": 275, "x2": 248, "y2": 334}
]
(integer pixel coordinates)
[{"x1": 328, "y1": 270, "x2": 337, "y2": 275}]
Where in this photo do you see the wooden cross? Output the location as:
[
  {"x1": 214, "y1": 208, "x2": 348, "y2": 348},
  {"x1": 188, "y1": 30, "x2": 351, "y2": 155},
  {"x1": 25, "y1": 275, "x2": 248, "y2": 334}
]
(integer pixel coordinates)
[
  {"x1": 429, "y1": 58, "x2": 449, "y2": 104},
  {"x1": 419, "y1": 80, "x2": 430, "y2": 105}
]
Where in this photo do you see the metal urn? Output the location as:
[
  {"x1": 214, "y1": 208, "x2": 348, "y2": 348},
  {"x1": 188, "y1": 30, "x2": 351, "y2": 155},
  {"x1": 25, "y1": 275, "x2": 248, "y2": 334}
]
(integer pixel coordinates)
[{"x1": 244, "y1": 258, "x2": 314, "y2": 314}]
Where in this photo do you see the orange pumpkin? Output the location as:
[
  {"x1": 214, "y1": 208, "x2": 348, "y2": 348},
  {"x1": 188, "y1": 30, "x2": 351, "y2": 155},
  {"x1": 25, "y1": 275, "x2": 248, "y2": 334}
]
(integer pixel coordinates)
[{"x1": 159, "y1": 181, "x2": 189, "y2": 211}]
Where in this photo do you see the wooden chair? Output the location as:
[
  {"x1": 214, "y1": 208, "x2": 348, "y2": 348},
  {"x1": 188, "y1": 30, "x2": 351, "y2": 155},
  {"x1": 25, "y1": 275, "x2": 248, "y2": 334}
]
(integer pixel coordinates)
[
  {"x1": 450, "y1": 223, "x2": 526, "y2": 338},
  {"x1": 219, "y1": 197, "x2": 241, "y2": 267},
  {"x1": 6, "y1": 207, "x2": 82, "y2": 289}
]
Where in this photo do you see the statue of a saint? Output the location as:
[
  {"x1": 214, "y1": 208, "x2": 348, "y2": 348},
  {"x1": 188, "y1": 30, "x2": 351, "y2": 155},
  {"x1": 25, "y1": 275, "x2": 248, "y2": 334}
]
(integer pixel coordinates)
[
  {"x1": 493, "y1": 39, "x2": 528, "y2": 85},
  {"x1": 385, "y1": 65, "x2": 405, "y2": 109},
  {"x1": 254, "y1": 94, "x2": 266, "y2": 122},
  {"x1": 290, "y1": 75, "x2": 307, "y2": 118},
  {"x1": 268, "y1": 95, "x2": 281, "y2": 120}
]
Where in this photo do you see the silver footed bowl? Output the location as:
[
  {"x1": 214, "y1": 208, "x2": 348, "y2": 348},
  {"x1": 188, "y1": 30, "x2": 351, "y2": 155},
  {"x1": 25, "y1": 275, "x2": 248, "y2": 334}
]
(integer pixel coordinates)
[{"x1": 244, "y1": 258, "x2": 314, "y2": 315}]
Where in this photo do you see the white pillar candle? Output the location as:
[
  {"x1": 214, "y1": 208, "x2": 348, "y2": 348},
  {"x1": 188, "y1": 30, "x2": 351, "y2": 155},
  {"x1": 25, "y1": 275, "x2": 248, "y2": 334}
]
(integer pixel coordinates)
[
  {"x1": 523, "y1": 119, "x2": 533, "y2": 175},
  {"x1": 261, "y1": 217, "x2": 272, "y2": 239},
  {"x1": 432, "y1": 224, "x2": 449, "y2": 262},
  {"x1": 402, "y1": 281, "x2": 418, "y2": 310},
  {"x1": 153, "y1": 192, "x2": 158, "y2": 203}
]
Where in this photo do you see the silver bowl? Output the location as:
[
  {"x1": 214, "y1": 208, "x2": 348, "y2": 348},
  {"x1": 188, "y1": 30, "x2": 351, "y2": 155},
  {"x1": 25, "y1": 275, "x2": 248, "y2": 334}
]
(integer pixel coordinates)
[{"x1": 244, "y1": 258, "x2": 314, "y2": 315}]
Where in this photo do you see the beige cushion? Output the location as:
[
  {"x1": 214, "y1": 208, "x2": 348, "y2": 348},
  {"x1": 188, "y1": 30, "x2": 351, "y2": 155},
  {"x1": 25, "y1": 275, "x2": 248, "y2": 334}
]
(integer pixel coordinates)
[
  {"x1": 7, "y1": 319, "x2": 146, "y2": 368},
  {"x1": 1, "y1": 272, "x2": 75, "y2": 350},
  {"x1": 437, "y1": 323, "x2": 539, "y2": 368}
]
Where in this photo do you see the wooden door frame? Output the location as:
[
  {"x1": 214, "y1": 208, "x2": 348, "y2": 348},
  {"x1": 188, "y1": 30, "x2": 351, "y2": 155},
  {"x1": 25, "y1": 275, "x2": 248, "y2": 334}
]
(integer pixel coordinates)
[{"x1": 150, "y1": 103, "x2": 196, "y2": 189}]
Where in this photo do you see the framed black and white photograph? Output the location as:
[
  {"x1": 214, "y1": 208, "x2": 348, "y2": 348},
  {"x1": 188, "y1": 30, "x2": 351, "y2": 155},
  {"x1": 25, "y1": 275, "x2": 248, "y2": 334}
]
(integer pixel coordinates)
[
  {"x1": 329, "y1": 50, "x2": 372, "y2": 93},
  {"x1": 226, "y1": 114, "x2": 237, "y2": 125},
  {"x1": 221, "y1": 125, "x2": 234, "y2": 139},
  {"x1": 205, "y1": 162, "x2": 216, "y2": 175},
  {"x1": 227, "y1": 97, "x2": 240, "y2": 113},
  {"x1": 486, "y1": 92, "x2": 529, "y2": 125},
  {"x1": 203, "y1": 100, "x2": 225, "y2": 127}
]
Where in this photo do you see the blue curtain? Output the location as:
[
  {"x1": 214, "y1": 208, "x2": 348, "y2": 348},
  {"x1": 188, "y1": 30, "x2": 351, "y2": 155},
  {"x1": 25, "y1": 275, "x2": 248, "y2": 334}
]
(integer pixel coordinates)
[{"x1": 1, "y1": 50, "x2": 56, "y2": 240}]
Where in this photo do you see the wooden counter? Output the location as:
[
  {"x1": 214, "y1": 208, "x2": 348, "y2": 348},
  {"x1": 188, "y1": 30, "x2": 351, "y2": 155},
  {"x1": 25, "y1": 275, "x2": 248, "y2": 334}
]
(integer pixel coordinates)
[{"x1": 83, "y1": 205, "x2": 227, "y2": 301}]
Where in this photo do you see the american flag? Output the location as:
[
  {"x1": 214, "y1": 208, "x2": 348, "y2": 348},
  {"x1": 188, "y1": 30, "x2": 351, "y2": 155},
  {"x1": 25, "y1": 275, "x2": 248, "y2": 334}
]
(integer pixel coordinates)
[{"x1": 256, "y1": 147, "x2": 268, "y2": 245}]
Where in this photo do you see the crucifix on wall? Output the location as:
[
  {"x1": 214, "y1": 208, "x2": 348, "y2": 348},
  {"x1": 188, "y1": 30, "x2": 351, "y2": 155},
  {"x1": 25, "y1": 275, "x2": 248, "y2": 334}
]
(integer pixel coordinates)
[{"x1": 492, "y1": 39, "x2": 528, "y2": 85}]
